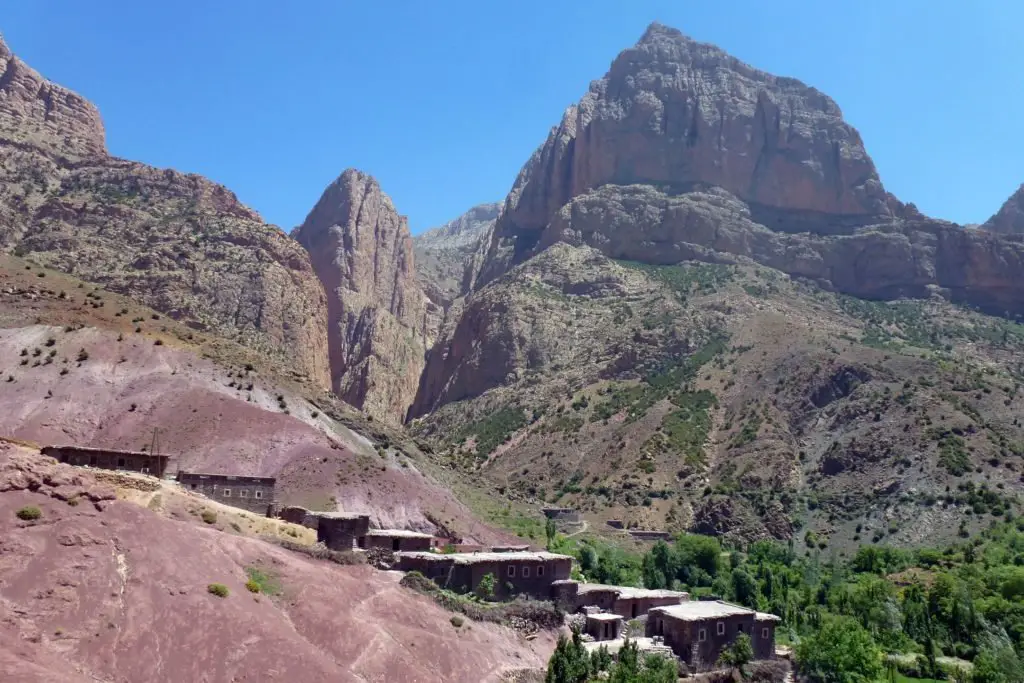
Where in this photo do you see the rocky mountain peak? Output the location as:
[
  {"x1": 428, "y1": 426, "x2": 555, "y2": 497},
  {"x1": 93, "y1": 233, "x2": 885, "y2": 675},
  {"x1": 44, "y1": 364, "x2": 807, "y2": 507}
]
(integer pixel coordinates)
[
  {"x1": 982, "y1": 184, "x2": 1024, "y2": 235},
  {"x1": 477, "y1": 22, "x2": 891, "y2": 284},
  {"x1": 293, "y1": 169, "x2": 429, "y2": 423},
  {"x1": 415, "y1": 201, "x2": 501, "y2": 250},
  {"x1": 0, "y1": 34, "x2": 106, "y2": 158}
]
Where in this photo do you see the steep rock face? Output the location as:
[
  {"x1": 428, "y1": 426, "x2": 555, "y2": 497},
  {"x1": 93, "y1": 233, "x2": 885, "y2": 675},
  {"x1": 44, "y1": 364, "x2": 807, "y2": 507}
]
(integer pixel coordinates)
[
  {"x1": 0, "y1": 35, "x2": 329, "y2": 387},
  {"x1": 480, "y1": 22, "x2": 891, "y2": 282},
  {"x1": 414, "y1": 202, "x2": 500, "y2": 336},
  {"x1": 415, "y1": 202, "x2": 500, "y2": 303},
  {"x1": 0, "y1": 35, "x2": 105, "y2": 158},
  {"x1": 545, "y1": 184, "x2": 1024, "y2": 316},
  {"x1": 411, "y1": 243, "x2": 710, "y2": 417},
  {"x1": 294, "y1": 170, "x2": 428, "y2": 423},
  {"x1": 982, "y1": 184, "x2": 1024, "y2": 235},
  {"x1": 469, "y1": 22, "x2": 1024, "y2": 319}
]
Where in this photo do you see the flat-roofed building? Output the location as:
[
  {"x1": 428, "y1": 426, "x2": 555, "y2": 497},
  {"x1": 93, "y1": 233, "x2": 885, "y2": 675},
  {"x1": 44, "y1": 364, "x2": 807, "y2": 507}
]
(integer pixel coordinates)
[
  {"x1": 316, "y1": 513, "x2": 371, "y2": 551},
  {"x1": 42, "y1": 445, "x2": 170, "y2": 478},
  {"x1": 177, "y1": 472, "x2": 276, "y2": 515},
  {"x1": 358, "y1": 529, "x2": 434, "y2": 552},
  {"x1": 647, "y1": 600, "x2": 780, "y2": 669},
  {"x1": 586, "y1": 612, "x2": 624, "y2": 641},
  {"x1": 395, "y1": 550, "x2": 573, "y2": 600},
  {"x1": 552, "y1": 580, "x2": 689, "y2": 619}
]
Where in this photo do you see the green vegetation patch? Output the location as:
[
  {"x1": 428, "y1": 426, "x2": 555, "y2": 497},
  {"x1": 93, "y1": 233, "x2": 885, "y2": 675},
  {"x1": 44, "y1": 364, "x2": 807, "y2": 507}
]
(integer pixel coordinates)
[
  {"x1": 207, "y1": 583, "x2": 229, "y2": 598},
  {"x1": 244, "y1": 567, "x2": 282, "y2": 596},
  {"x1": 456, "y1": 406, "x2": 527, "y2": 459},
  {"x1": 651, "y1": 390, "x2": 717, "y2": 465},
  {"x1": 927, "y1": 427, "x2": 972, "y2": 476},
  {"x1": 590, "y1": 337, "x2": 726, "y2": 426},
  {"x1": 619, "y1": 260, "x2": 735, "y2": 299},
  {"x1": 15, "y1": 505, "x2": 41, "y2": 521}
]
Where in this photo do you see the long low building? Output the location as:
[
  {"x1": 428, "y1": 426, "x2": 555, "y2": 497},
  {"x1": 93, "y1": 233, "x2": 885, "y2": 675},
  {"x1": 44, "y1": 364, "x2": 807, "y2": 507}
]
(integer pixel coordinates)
[
  {"x1": 42, "y1": 445, "x2": 170, "y2": 478},
  {"x1": 395, "y1": 551, "x2": 573, "y2": 599},
  {"x1": 177, "y1": 472, "x2": 276, "y2": 515},
  {"x1": 647, "y1": 600, "x2": 780, "y2": 669},
  {"x1": 359, "y1": 529, "x2": 434, "y2": 552},
  {"x1": 552, "y1": 580, "x2": 689, "y2": 619}
]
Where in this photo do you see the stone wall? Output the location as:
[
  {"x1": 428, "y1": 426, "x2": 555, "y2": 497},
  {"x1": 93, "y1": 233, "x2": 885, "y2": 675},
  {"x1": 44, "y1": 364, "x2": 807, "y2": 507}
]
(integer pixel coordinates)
[
  {"x1": 177, "y1": 472, "x2": 275, "y2": 515},
  {"x1": 541, "y1": 507, "x2": 581, "y2": 523},
  {"x1": 628, "y1": 530, "x2": 671, "y2": 541},
  {"x1": 278, "y1": 505, "x2": 320, "y2": 528}
]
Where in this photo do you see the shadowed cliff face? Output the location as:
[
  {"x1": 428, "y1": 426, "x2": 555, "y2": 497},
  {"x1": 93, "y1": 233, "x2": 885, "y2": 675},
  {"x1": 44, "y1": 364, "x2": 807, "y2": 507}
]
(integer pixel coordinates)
[
  {"x1": 294, "y1": 170, "x2": 429, "y2": 424},
  {"x1": 983, "y1": 184, "x2": 1024, "y2": 235},
  {"x1": 0, "y1": 35, "x2": 331, "y2": 388}
]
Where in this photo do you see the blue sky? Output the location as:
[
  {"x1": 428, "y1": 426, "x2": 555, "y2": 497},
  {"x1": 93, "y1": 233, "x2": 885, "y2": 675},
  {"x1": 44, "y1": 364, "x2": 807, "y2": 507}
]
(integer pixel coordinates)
[{"x1": 4, "y1": 1, "x2": 1021, "y2": 232}]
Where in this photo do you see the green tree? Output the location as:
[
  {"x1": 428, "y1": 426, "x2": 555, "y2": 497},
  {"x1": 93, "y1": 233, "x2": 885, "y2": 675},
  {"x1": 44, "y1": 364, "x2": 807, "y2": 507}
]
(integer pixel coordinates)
[
  {"x1": 675, "y1": 534, "x2": 721, "y2": 580},
  {"x1": 605, "y1": 640, "x2": 676, "y2": 683},
  {"x1": 545, "y1": 630, "x2": 590, "y2": 683},
  {"x1": 475, "y1": 572, "x2": 496, "y2": 600},
  {"x1": 731, "y1": 567, "x2": 760, "y2": 608},
  {"x1": 546, "y1": 517, "x2": 558, "y2": 551},
  {"x1": 719, "y1": 632, "x2": 753, "y2": 677},
  {"x1": 972, "y1": 645, "x2": 1024, "y2": 683},
  {"x1": 795, "y1": 616, "x2": 883, "y2": 683},
  {"x1": 643, "y1": 540, "x2": 676, "y2": 589}
]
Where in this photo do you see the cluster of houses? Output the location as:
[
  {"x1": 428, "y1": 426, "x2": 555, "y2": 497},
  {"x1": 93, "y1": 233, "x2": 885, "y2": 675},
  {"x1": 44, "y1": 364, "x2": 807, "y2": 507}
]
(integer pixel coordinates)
[{"x1": 41, "y1": 443, "x2": 779, "y2": 671}]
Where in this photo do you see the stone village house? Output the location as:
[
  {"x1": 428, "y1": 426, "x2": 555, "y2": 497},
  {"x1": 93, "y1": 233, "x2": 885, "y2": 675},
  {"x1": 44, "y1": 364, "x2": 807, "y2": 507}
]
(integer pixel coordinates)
[
  {"x1": 177, "y1": 472, "x2": 276, "y2": 515},
  {"x1": 42, "y1": 445, "x2": 170, "y2": 478},
  {"x1": 279, "y1": 508, "x2": 435, "y2": 552},
  {"x1": 647, "y1": 600, "x2": 779, "y2": 669},
  {"x1": 395, "y1": 551, "x2": 573, "y2": 600},
  {"x1": 552, "y1": 580, "x2": 689, "y2": 620}
]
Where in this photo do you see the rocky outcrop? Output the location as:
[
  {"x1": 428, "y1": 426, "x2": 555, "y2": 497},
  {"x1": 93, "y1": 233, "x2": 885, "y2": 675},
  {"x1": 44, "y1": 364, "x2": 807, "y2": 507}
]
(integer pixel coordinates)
[
  {"x1": 479, "y1": 22, "x2": 892, "y2": 284},
  {"x1": 543, "y1": 183, "x2": 1024, "y2": 317},
  {"x1": 411, "y1": 243, "x2": 707, "y2": 417},
  {"x1": 414, "y1": 202, "x2": 500, "y2": 304},
  {"x1": 0, "y1": 35, "x2": 105, "y2": 158},
  {"x1": 294, "y1": 169, "x2": 429, "y2": 423},
  {"x1": 0, "y1": 35, "x2": 330, "y2": 387},
  {"x1": 982, "y1": 184, "x2": 1024, "y2": 235}
]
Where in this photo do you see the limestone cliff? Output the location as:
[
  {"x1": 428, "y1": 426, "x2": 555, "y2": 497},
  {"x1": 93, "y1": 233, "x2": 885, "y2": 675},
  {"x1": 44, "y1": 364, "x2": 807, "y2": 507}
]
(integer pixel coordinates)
[
  {"x1": 294, "y1": 169, "x2": 429, "y2": 423},
  {"x1": 982, "y1": 184, "x2": 1024, "y2": 235},
  {"x1": 0, "y1": 34, "x2": 330, "y2": 387}
]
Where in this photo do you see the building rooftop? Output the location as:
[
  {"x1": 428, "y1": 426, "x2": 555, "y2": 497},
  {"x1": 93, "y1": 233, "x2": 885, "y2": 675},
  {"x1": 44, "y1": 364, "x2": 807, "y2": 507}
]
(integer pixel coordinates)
[
  {"x1": 651, "y1": 600, "x2": 759, "y2": 621},
  {"x1": 755, "y1": 611, "x2": 782, "y2": 622},
  {"x1": 178, "y1": 472, "x2": 276, "y2": 484},
  {"x1": 576, "y1": 582, "x2": 688, "y2": 601},
  {"x1": 586, "y1": 613, "x2": 625, "y2": 622},
  {"x1": 396, "y1": 551, "x2": 572, "y2": 564},
  {"x1": 316, "y1": 512, "x2": 370, "y2": 520},
  {"x1": 365, "y1": 529, "x2": 433, "y2": 539},
  {"x1": 44, "y1": 444, "x2": 168, "y2": 459}
]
